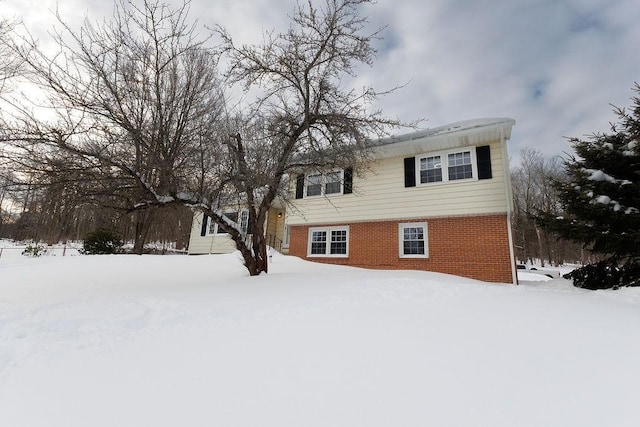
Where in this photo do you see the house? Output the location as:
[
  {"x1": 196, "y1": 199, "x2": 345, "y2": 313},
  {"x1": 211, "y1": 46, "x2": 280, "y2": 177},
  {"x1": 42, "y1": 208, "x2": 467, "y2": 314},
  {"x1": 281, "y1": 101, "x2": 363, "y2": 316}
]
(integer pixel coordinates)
[
  {"x1": 188, "y1": 117, "x2": 517, "y2": 284},
  {"x1": 187, "y1": 203, "x2": 286, "y2": 255}
]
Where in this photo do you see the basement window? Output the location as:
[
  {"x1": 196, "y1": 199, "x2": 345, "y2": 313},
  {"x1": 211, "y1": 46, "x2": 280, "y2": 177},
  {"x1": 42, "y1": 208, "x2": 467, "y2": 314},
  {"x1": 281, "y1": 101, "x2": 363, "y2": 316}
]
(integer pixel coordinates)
[
  {"x1": 308, "y1": 226, "x2": 349, "y2": 257},
  {"x1": 399, "y1": 222, "x2": 428, "y2": 258}
]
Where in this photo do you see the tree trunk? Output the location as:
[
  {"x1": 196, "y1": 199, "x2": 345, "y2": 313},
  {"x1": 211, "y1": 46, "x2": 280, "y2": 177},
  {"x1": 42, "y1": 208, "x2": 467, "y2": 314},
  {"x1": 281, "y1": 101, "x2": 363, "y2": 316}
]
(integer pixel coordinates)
[
  {"x1": 133, "y1": 209, "x2": 154, "y2": 254},
  {"x1": 534, "y1": 226, "x2": 545, "y2": 266},
  {"x1": 230, "y1": 211, "x2": 269, "y2": 276}
]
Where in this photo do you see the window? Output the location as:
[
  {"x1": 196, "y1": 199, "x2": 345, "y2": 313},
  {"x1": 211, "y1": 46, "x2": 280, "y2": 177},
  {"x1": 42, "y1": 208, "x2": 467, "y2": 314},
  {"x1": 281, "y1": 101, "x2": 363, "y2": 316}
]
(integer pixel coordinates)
[
  {"x1": 283, "y1": 225, "x2": 290, "y2": 247},
  {"x1": 310, "y1": 230, "x2": 327, "y2": 254},
  {"x1": 325, "y1": 171, "x2": 342, "y2": 194},
  {"x1": 420, "y1": 155, "x2": 443, "y2": 183},
  {"x1": 399, "y1": 222, "x2": 428, "y2": 258},
  {"x1": 207, "y1": 211, "x2": 247, "y2": 235},
  {"x1": 308, "y1": 226, "x2": 349, "y2": 257},
  {"x1": 447, "y1": 151, "x2": 472, "y2": 180},
  {"x1": 417, "y1": 150, "x2": 475, "y2": 185},
  {"x1": 306, "y1": 174, "x2": 323, "y2": 197},
  {"x1": 298, "y1": 169, "x2": 352, "y2": 198}
]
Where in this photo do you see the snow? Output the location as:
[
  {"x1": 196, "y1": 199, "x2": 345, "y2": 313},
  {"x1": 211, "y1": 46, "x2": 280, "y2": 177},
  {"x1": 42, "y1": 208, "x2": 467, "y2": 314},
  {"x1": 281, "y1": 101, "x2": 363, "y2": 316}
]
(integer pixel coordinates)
[
  {"x1": 623, "y1": 140, "x2": 637, "y2": 156},
  {"x1": 1, "y1": 251, "x2": 640, "y2": 426},
  {"x1": 584, "y1": 168, "x2": 616, "y2": 183},
  {"x1": 517, "y1": 271, "x2": 552, "y2": 282}
]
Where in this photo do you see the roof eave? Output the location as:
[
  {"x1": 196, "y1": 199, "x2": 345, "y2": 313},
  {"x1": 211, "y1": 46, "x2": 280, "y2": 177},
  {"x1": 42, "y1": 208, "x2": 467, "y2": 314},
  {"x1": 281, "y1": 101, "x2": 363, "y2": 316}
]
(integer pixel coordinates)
[{"x1": 369, "y1": 118, "x2": 515, "y2": 159}]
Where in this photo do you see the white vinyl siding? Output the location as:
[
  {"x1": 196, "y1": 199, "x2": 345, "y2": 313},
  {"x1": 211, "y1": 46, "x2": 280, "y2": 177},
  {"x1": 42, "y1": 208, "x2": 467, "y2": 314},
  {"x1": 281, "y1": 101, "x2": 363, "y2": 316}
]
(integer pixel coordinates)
[
  {"x1": 286, "y1": 140, "x2": 508, "y2": 226},
  {"x1": 187, "y1": 212, "x2": 237, "y2": 254}
]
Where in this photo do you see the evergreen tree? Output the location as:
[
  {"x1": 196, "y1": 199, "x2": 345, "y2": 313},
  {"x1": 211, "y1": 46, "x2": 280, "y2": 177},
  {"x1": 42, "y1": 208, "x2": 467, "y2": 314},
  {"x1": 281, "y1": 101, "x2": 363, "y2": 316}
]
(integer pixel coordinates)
[{"x1": 537, "y1": 84, "x2": 640, "y2": 289}]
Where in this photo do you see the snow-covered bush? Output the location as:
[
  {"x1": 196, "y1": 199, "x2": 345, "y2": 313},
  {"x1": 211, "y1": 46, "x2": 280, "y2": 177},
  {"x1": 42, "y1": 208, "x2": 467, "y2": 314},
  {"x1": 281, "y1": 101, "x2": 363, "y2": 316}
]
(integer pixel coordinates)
[
  {"x1": 22, "y1": 243, "x2": 47, "y2": 257},
  {"x1": 82, "y1": 228, "x2": 123, "y2": 255}
]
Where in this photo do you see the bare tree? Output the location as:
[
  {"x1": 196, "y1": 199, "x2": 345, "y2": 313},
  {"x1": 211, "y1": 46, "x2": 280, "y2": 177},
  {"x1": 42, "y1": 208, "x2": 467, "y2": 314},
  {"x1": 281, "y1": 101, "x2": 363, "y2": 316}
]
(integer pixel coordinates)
[
  {"x1": 0, "y1": 10, "x2": 21, "y2": 94},
  {"x1": 511, "y1": 147, "x2": 583, "y2": 265},
  {"x1": 2, "y1": 0, "x2": 401, "y2": 276},
  {"x1": 1, "y1": 0, "x2": 226, "y2": 252},
  {"x1": 211, "y1": 0, "x2": 402, "y2": 274}
]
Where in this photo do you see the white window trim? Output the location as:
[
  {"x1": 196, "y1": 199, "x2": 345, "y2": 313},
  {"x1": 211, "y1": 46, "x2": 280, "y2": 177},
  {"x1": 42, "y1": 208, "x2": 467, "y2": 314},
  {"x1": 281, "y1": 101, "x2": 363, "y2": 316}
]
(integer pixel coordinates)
[
  {"x1": 399, "y1": 222, "x2": 429, "y2": 258},
  {"x1": 304, "y1": 169, "x2": 345, "y2": 197},
  {"x1": 207, "y1": 210, "x2": 249, "y2": 236},
  {"x1": 416, "y1": 149, "x2": 477, "y2": 186},
  {"x1": 282, "y1": 224, "x2": 290, "y2": 248},
  {"x1": 307, "y1": 225, "x2": 349, "y2": 258}
]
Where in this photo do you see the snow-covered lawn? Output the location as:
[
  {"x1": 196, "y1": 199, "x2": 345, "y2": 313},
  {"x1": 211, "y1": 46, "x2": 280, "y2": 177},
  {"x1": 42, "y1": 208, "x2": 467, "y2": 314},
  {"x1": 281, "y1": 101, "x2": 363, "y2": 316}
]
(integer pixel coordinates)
[{"x1": 1, "y1": 252, "x2": 639, "y2": 426}]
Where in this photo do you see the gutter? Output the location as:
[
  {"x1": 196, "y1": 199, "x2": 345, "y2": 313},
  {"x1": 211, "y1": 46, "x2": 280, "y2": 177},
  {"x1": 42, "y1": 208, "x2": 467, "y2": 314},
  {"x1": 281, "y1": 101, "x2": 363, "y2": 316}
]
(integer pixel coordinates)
[{"x1": 500, "y1": 126, "x2": 518, "y2": 284}]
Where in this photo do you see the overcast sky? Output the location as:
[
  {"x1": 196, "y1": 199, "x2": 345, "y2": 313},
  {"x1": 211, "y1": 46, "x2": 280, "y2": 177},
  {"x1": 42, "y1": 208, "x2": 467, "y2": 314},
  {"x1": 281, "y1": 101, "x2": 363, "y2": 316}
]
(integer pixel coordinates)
[{"x1": 4, "y1": 0, "x2": 639, "y2": 165}]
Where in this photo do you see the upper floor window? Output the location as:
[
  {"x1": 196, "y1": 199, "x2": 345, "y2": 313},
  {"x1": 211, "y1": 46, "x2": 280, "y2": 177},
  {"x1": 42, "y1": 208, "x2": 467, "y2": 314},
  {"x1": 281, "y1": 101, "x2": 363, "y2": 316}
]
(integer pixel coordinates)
[
  {"x1": 405, "y1": 145, "x2": 492, "y2": 188},
  {"x1": 447, "y1": 151, "x2": 473, "y2": 180},
  {"x1": 420, "y1": 155, "x2": 443, "y2": 183},
  {"x1": 325, "y1": 171, "x2": 342, "y2": 194},
  {"x1": 295, "y1": 168, "x2": 353, "y2": 199},
  {"x1": 417, "y1": 149, "x2": 476, "y2": 185},
  {"x1": 306, "y1": 174, "x2": 323, "y2": 197}
]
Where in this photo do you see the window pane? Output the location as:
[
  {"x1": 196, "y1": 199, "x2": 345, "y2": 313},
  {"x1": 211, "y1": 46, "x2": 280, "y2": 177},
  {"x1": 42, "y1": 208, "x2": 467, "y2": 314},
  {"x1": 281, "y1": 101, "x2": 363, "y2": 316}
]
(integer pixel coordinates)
[
  {"x1": 311, "y1": 231, "x2": 327, "y2": 254},
  {"x1": 448, "y1": 151, "x2": 473, "y2": 180},
  {"x1": 402, "y1": 226, "x2": 425, "y2": 255},
  {"x1": 239, "y1": 211, "x2": 249, "y2": 233},
  {"x1": 306, "y1": 174, "x2": 322, "y2": 196},
  {"x1": 448, "y1": 164, "x2": 473, "y2": 180},
  {"x1": 419, "y1": 155, "x2": 443, "y2": 184},
  {"x1": 217, "y1": 212, "x2": 239, "y2": 234},
  {"x1": 325, "y1": 171, "x2": 341, "y2": 194},
  {"x1": 330, "y1": 229, "x2": 347, "y2": 254},
  {"x1": 403, "y1": 240, "x2": 425, "y2": 255}
]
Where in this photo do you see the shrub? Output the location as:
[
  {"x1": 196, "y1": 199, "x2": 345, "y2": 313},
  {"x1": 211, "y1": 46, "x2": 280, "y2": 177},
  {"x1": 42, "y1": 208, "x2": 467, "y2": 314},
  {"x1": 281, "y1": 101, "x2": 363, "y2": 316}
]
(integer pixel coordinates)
[
  {"x1": 22, "y1": 243, "x2": 47, "y2": 257},
  {"x1": 564, "y1": 260, "x2": 640, "y2": 290},
  {"x1": 82, "y1": 228, "x2": 123, "y2": 255}
]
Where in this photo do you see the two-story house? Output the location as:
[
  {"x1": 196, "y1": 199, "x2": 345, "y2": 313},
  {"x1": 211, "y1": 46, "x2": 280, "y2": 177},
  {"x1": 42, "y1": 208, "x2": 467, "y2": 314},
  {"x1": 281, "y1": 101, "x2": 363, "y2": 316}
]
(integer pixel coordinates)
[{"x1": 188, "y1": 117, "x2": 517, "y2": 284}]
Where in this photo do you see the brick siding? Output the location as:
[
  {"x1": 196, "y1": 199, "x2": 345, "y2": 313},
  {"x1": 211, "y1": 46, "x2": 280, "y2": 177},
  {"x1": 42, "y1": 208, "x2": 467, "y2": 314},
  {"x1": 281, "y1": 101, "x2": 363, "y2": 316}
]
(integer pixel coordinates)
[{"x1": 288, "y1": 214, "x2": 514, "y2": 283}]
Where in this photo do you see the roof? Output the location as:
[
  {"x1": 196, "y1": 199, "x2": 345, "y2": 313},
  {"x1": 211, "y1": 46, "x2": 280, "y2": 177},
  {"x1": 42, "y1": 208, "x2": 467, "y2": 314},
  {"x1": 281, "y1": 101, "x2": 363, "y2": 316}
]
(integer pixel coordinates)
[{"x1": 370, "y1": 117, "x2": 516, "y2": 159}]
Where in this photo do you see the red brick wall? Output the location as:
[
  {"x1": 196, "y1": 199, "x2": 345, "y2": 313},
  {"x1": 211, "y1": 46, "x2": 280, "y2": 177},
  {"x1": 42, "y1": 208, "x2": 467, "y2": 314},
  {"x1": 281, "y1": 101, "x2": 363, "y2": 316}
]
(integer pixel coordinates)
[{"x1": 288, "y1": 214, "x2": 515, "y2": 283}]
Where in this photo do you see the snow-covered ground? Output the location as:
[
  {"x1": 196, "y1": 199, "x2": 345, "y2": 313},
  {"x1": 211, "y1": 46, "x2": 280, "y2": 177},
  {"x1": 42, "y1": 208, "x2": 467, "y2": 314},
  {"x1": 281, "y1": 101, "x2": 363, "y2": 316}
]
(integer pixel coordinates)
[{"x1": 1, "y1": 249, "x2": 639, "y2": 426}]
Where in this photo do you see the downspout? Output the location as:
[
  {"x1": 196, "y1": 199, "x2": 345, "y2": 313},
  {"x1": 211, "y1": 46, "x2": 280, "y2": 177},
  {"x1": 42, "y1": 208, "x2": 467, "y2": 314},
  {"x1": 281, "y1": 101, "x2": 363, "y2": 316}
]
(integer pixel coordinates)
[{"x1": 501, "y1": 127, "x2": 518, "y2": 284}]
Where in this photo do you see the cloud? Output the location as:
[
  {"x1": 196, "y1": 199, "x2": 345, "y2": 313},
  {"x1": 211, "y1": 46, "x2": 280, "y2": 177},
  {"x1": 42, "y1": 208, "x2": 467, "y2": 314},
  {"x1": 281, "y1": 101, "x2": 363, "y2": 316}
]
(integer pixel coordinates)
[{"x1": 3, "y1": 0, "x2": 638, "y2": 166}]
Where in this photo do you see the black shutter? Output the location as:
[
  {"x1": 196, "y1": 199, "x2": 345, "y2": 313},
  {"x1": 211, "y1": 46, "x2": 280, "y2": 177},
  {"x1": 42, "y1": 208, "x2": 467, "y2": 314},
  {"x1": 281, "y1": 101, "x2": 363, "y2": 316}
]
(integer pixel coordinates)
[
  {"x1": 343, "y1": 168, "x2": 353, "y2": 194},
  {"x1": 404, "y1": 157, "x2": 416, "y2": 187},
  {"x1": 200, "y1": 214, "x2": 209, "y2": 236},
  {"x1": 476, "y1": 145, "x2": 492, "y2": 180},
  {"x1": 295, "y1": 174, "x2": 305, "y2": 199}
]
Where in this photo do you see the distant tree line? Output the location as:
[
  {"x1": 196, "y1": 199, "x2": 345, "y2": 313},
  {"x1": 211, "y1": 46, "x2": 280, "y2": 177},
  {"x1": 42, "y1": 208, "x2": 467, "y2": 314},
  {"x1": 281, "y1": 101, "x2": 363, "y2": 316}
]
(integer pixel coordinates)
[
  {"x1": 0, "y1": 175, "x2": 193, "y2": 251},
  {"x1": 510, "y1": 148, "x2": 591, "y2": 266}
]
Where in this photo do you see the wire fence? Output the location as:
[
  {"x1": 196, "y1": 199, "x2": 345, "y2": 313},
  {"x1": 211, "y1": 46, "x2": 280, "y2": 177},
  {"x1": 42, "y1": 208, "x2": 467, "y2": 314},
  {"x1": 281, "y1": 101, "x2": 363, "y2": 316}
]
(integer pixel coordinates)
[{"x1": 0, "y1": 244, "x2": 82, "y2": 259}]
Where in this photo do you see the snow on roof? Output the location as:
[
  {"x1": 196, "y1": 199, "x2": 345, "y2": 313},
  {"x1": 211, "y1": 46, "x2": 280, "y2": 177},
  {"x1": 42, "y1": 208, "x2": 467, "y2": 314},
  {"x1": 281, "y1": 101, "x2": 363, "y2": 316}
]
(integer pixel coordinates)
[{"x1": 370, "y1": 117, "x2": 516, "y2": 159}]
